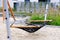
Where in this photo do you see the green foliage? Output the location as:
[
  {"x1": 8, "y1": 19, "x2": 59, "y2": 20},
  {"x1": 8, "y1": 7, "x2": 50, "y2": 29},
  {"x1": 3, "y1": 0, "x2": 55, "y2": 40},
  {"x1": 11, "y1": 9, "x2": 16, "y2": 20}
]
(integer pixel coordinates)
[
  {"x1": 30, "y1": 13, "x2": 44, "y2": 20},
  {"x1": 0, "y1": 7, "x2": 2, "y2": 12}
]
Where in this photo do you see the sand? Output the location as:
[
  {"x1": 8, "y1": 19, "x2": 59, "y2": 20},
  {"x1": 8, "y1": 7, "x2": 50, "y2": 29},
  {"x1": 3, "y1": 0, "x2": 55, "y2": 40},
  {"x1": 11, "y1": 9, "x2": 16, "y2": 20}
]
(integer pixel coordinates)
[{"x1": 0, "y1": 17, "x2": 60, "y2": 40}]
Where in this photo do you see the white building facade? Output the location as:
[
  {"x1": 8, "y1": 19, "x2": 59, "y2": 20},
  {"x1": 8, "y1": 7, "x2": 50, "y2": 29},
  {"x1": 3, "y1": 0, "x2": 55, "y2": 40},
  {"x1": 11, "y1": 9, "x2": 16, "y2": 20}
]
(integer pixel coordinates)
[
  {"x1": 0, "y1": 0, "x2": 60, "y2": 8},
  {"x1": 0, "y1": 0, "x2": 2, "y2": 7},
  {"x1": 0, "y1": 0, "x2": 13, "y2": 8}
]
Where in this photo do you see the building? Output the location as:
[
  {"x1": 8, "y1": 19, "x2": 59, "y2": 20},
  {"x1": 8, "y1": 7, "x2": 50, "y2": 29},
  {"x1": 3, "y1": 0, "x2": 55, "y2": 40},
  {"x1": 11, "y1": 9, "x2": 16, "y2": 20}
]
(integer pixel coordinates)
[
  {"x1": 0, "y1": 0, "x2": 2, "y2": 7},
  {"x1": 0, "y1": 0, "x2": 60, "y2": 8},
  {"x1": 0, "y1": 0, "x2": 13, "y2": 8}
]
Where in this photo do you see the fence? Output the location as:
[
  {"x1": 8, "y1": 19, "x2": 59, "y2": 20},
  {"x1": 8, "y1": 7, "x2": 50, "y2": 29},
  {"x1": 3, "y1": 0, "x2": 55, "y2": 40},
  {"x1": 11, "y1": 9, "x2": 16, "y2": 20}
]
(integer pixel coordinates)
[{"x1": 13, "y1": 2, "x2": 60, "y2": 17}]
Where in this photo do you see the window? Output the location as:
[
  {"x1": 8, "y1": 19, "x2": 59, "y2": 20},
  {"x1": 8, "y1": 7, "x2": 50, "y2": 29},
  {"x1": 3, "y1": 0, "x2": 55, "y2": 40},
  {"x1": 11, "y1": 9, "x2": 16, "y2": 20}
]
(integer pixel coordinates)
[
  {"x1": 13, "y1": 0, "x2": 17, "y2": 1},
  {"x1": 38, "y1": 0, "x2": 50, "y2": 2},
  {"x1": 25, "y1": 0, "x2": 30, "y2": 2}
]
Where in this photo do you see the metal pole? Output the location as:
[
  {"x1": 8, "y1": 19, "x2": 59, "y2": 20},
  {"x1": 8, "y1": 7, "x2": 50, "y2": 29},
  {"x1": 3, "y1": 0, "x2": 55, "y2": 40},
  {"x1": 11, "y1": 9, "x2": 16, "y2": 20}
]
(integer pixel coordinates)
[
  {"x1": 44, "y1": 4, "x2": 49, "y2": 20},
  {"x1": 3, "y1": 0, "x2": 11, "y2": 40},
  {"x1": 44, "y1": 3, "x2": 49, "y2": 25}
]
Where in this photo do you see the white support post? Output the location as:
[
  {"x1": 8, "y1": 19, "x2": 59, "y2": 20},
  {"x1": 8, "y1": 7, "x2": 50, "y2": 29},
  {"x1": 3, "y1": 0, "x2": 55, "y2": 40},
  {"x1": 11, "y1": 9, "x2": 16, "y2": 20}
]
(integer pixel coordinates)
[
  {"x1": 3, "y1": 0, "x2": 11, "y2": 40},
  {"x1": 44, "y1": 4, "x2": 49, "y2": 20}
]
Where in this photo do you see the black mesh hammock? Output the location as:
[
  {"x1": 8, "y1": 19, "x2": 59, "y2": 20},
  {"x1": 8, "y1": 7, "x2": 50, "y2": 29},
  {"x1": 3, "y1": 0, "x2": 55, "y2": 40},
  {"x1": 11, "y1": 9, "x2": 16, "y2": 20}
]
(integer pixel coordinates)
[
  {"x1": 20, "y1": 26, "x2": 43, "y2": 33},
  {"x1": 11, "y1": 19, "x2": 52, "y2": 33},
  {"x1": 14, "y1": 21, "x2": 47, "y2": 33}
]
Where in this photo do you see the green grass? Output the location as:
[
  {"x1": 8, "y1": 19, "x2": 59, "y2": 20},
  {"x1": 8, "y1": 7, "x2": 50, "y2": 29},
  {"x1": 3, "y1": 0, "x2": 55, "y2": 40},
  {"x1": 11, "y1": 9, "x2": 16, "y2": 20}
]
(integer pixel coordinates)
[
  {"x1": 30, "y1": 14, "x2": 60, "y2": 26},
  {"x1": 47, "y1": 16, "x2": 60, "y2": 26},
  {"x1": 30, "y1": 9, "x2": 60, "y2": 26},
  {"x1": 30, "y1": 13, "x2": 44, "y2": 20},
  {"x1": 14, "y1": 12, "x2": 32, "y2": 16},
  {"x1": 14, "y1": 10, "x2": 60, "y2": 26},
  {"x1": 13, "y1": 6, "x2": 60, "y2": 26}
]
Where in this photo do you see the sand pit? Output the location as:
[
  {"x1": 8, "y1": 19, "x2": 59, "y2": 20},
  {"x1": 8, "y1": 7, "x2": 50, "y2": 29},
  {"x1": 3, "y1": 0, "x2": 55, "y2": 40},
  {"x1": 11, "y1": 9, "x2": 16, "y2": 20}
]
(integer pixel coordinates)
[{"x1": 0, "y1": 17, "x2": 60, "y2": 40}]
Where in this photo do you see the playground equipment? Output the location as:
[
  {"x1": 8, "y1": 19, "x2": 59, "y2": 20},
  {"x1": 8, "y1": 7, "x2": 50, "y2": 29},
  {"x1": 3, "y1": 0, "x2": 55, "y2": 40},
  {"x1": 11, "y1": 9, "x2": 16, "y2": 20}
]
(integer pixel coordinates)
[
  {"x1": 2, "y1": 0, "x2": 52, "y2": 40},
  {"x1": 2, "y1": 0, "x2": 52, "y2": 32},
  {"x1": 2, "y1": 0, "x2": 11, "y2": 40}
]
